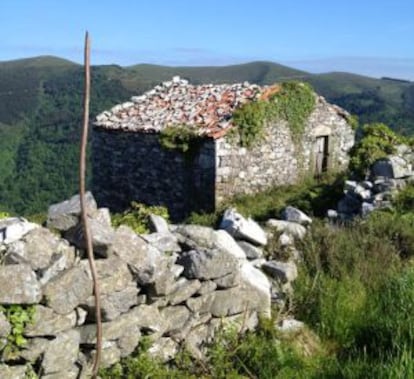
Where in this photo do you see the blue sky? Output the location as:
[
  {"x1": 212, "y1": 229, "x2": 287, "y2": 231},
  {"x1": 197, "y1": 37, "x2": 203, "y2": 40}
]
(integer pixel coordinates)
[{"x1": 1, "y1": 0, "x2": 413, "y2": 79}]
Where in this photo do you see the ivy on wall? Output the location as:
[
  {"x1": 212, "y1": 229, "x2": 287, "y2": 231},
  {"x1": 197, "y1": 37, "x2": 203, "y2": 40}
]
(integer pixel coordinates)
[{"x1": 231, "y1": 81, "x2": 316, "y2": 148}]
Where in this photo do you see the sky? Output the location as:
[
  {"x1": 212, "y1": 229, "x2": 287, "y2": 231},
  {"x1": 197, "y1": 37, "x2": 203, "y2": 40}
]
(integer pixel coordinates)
[{"x1": 1, "y1": 0, "x2": 413, "y2": 80}]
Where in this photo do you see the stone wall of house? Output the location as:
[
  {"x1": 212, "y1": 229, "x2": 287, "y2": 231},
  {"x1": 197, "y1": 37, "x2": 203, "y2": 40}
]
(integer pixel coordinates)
[
  {"x1": 1, "y1": 194, "x2": 304, "y2": 378},
  {"x1": 92, "y1": 96, "x2": 354, "y2": 219},
  {"x1": 214, "y1": 96, "x2": 355, "y2": 204},
  {"x1": 92, "y1": 130, "x2": 216, "y2": 220}
]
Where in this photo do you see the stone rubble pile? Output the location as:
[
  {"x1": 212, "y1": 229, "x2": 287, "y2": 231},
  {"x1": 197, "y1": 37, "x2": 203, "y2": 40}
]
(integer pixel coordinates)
[
  {"x1": 95, "y1": 77, "x2": 263, "y2": 135},
  {"x1": 328, "y1": 144, "x2": 414, "y2": 220},
  {"x1": 0, "y1": 194, "x2": 308, "y2": 378}
]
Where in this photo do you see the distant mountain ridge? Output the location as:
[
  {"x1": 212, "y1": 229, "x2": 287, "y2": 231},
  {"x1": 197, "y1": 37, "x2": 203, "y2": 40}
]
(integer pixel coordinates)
[{"x1": 0, "y1": 55, "x2": 413, "y2": 215}]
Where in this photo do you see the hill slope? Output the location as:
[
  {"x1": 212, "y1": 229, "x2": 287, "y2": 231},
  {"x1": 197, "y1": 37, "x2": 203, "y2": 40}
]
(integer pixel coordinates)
[{"x1": 0, "y1": 56, "x2": 413, "y2": 215}]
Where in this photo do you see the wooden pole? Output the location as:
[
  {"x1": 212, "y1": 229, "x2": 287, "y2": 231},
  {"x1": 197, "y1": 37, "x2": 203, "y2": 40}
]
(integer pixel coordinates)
[{"x1": 79, "y1": 31, "x2": 102, "y2": 378}]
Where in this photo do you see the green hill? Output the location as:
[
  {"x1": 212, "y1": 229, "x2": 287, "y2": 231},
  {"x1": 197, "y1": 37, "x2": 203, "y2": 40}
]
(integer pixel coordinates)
[{"x1": 0, "y1": 56, "x2": 413, "y2": 215}]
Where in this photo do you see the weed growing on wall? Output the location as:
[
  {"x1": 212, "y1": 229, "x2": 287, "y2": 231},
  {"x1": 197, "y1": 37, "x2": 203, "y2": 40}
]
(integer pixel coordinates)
[
  {"x1": 112, "y1": 202, "x2": 169, "y2": 234},
  {"x1": 0, "y1": 305, "x2": 36, "y2": 361},
  {"x1": 159, "y1": 124, "x2": 203, "y2": 161}
]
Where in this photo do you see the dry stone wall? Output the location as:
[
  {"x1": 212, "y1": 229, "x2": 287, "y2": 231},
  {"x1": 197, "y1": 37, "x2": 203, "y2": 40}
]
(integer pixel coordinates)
[{"x1": 0, "y1": 193, "x2": 306, "y2": 378}]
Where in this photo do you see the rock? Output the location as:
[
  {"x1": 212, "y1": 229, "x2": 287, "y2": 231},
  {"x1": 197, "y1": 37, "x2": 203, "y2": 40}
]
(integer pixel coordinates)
[
  {"x1": 117, "y1": 327, "x2": 141, "y2": 357},
  {"x1": 178, "y1": 248, "x2": 240, "y2": 280},
  {"x1": 281, "y1": 206, "x2": 312, "y2": 225},
  {"x1": 41, "y1": 330, "x2": 80, "y2": 374},
  {"x1": 42, "y1": 366, "x2": 79, "y2": 379},
  {"x1": 279, "y1": 232, "x2": 294, "y2": 247},
  {"x1": 148, "y1": 337, "x2": 178, "y2": 362},
  {"x1": 109, "y1": 225, "x2": 160, "y2": 285},
  {"x1": 277, "y1": 318, "x2": 305, "y2": 333},
  {"x1": 262, "y1": 261, "x2": 298, "y2": 283},
  {"x1": 344, "y1": 180, "x2": 357, "y2": 192},
  {"x1": 186, "y1": 293, "x2": 216, "y2": 314},
  {"x1": 148, "y1": 214, "x2": 169, "y2": 233},
  {"x1": 337, "y1": 194, "x2": 361, "y2": 215},
  {"x1": 38, "y1": 243, "x2": 76, "y2": 286},
  {"x1": 43, "y1": 266, "x2": 92, "y2": 314},
  {"x1": 353, "y1": 185, "x2": 372, "y2": 200},
  {"x1": 361, "y1": 202, "x2": 375, "y2": 217},
  {"x1": 220, "y1": 208, "x2": 267, "y2": 246},
  {"x1": 213, "y1": 230, "x2": 247, "y2": 260},
  {"x1": 0, "y1": 313, "x2": 10, "y2": 337},
  {"x1": 168, "y1": 278, "x2": 201, "y2": 305},
  {"x1": 142, "y1": 232, "x2": 181, "y2": 254},
  {"x1": 174, "y1": 224, "x2": 216, "y2": 248},
  {"x1": 0, "y1": 217, "x2": 38, "y2": 245},
  {"x1": 148, "y1": 256, "x2": 180, "y2": 296},
  {"x1": 81, "y1": 256, "x2": 133, "y2": 295},
  {"x1": 24, "y1": 305, "x2": 76, "y2": 337},
  {"x1": 213, "y1": 271, "x2": 241, "y2": 289},
  {"x1": 371, "y1": 156, "x2": 412, "y2": 179},
  {"x1": 64, "y1": 217, "x2": 115, "y2": 257},
  {"x1": 266, "y1": 219, "x2": 307, "y2": 239},
  {"x1": 5, "y1": 227, "x2": 74, "y2": 271},
  {"x1": 90, "y1": 342, "x2": 121, "y2": 369},
  {"x1": 0, "y1": 264, "x2": 41, "y2": 304},
  {"x1": 0, "y1": 365, "x2": 27, "y2": 379},
  {"x1": 19, "y1": 337, "x2": 49, "y2": 362},
  {"x1": 161, "y1": 306, "x2": 191, "y2": 335},
  {"x1": 197, "y1": 280, "x2": 217, "y2": 295},
  {"x1": 47, "y1": 192, "x2": 97, "y2": 231},
  {"x1": 85, "y1": 286, "x2": 139, "y2": 321},
  {"x1": 237, "y1": 241, "x2": 263, "y2": 259},
  {"x1": 326, "y1": 209, "x2": 338, "y2": 219},
  {"x1": 91, "y1": 207, "x2": 112, "y2": 227}
]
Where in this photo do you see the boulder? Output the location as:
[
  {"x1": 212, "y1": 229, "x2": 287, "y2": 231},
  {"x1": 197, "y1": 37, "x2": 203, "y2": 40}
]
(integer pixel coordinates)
[
  {"x1": 168, "y1": 278, "x2": 201, "y2": 305},
  {"x1": 148, "y1": 214, "x2": 170, "y2": 233},
  {"x1": 5, "y1": 227, "x2": 74, "y2": 271},
  {"x1": 0, "y1": 313, "x2": 11, "y2": 337},
  {"x1": 371, "y1": 156, "x2": 412, "y2": 179},
  {"x1": 186, "y1": 293, "x2": 216, "y2": 314},
  {"x1": 0, "y1": 217, "x2": 38, "y2": 245},
  {"x1": 237, "y1": 241, "x2": 263, "y2": 259},
  {"x1": 64, "y1": 217, "x2": 115, "y2": 257},
  {"x1": 213, "y1": 230, "x2": 247, "y2": 260},
  {"x1": 117, "y1": 327, "x2": 141, "y2": 357},
  {"x1": 0, "y1": 264, "x2": 41, "y2": 304},
  {"x1": 174, "y1": 224, "x2": 216, "y2": 249},
  {"x1": 41, "y1": 330, "x2": 80, "y2": 375},
  {"x1": 220, "y1": 208, "x2": 267, "y2": 246},
  {"x1": 142, "y1": 232, "x2": 181, "y2": 254},
  {"x1": 43, "y1": 266, "x2": 92, "y2": 314},
  {"x1": 262, "y1": 261, "x2": 298, "y2": 283},
  {"x1": 24, "y1": 305, "x2": 76, "y2": 337},
  {"x1": 90, "y1": 207, "x2": 112, "y2": 227},
  {"x1": 266, "y1": 219, "x2": 307, "y2": 239},
  {"x1": 0, "y1": 365, "x2": 28, "y2": 379},
  {"x1": 109, "y1": 226, "x2": 160, "y2": 285},
  {"x1": 83, "y1": 285, "x2": 139, "y2": 321},
  {"x1": 277, "y1": 318, "x2": 305, "y2": 333},
  {"x1": 81, "y1": 256, "x2": 133, "y2": 295},
  {"x1": 197, "y1": 280, "x2": 217, "y2": 295},
  {"x1": 161, "y1": 306, "x2": 191, "y2": 335},
  {"x1": 281, "y1": 206, "x2": 312, "y2": 225},
  {"x1": 213, "y1": 271, "x2": 241, "y2": 289},
  {"x1": 177, "y1": 248, "x2": 240, "y2": 280},
  {"x1": 47, "y1": 192, "x2": 97, "y2": 232},
  {"x1": 148, "y1": 337, "x2": 179, "y2": 362}
]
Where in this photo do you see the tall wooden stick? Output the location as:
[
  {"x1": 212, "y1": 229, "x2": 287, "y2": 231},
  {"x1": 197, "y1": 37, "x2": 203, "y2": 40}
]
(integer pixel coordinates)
[{"x1": 79, "y1": 31, "x2": 102, "y2": 377}]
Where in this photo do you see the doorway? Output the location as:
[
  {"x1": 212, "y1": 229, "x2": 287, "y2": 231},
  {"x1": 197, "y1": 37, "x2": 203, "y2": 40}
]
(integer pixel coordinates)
[{"x1": 314, "y1": 136, "x2": 329, "y2": 175}]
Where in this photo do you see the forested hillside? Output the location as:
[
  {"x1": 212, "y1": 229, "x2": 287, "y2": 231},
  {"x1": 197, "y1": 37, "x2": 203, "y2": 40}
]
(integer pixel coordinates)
[{"x1": 0, "y1": 56, "x2": 413, "y2": 215}]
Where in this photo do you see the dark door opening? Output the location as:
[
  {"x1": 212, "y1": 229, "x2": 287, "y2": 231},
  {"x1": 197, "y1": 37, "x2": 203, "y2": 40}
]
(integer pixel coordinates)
[{"x1": 315, "y1": 136, "x2": 329, "y2": 175}]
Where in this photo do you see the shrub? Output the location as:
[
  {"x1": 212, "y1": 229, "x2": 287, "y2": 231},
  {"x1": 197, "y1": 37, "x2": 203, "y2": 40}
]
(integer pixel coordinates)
[
  {"x1": 349, "y1": 123, "x2": 403, "y2": 178},
  {"x1": 0, "y1": 211, "x2": 10, "y2": 220}
]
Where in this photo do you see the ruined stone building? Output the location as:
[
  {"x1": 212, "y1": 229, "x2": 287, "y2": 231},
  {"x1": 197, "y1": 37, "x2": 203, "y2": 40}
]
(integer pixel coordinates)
[{"x1": 92, "y1": 77, "x2": 355, "y2": 219}]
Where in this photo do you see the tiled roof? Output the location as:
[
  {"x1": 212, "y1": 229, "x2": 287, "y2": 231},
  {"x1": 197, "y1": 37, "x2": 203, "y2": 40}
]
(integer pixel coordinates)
[{"x1": 95, "y1": 76, "x2": 275, "y2": 138}]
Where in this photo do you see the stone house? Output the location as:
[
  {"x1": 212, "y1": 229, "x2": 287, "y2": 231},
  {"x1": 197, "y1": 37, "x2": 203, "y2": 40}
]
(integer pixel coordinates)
[{"x1": 92, "y1": 77, "x2": 355, "y2": 219}]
